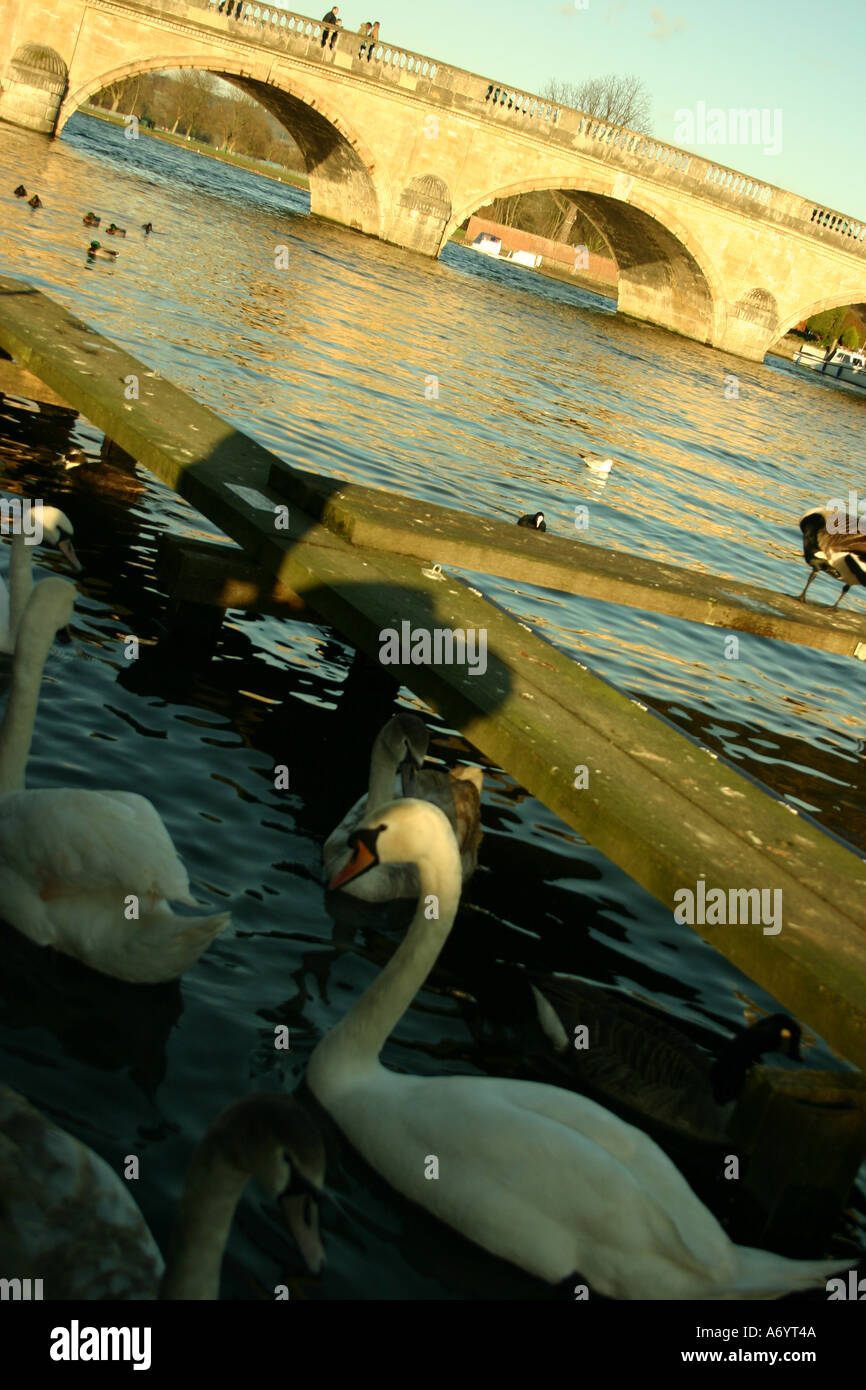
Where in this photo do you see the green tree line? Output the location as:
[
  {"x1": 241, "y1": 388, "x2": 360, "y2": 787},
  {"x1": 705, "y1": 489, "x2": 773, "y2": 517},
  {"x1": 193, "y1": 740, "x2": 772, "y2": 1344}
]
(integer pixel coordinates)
[{"x1": 803, "y1": 306, "x2": 865, "y2": 350}]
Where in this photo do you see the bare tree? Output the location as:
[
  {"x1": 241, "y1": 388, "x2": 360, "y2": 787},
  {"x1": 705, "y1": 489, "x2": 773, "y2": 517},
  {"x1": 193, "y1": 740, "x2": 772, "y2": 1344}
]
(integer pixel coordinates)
[
  {"x1": 544, "y1": 74, "x2": 652, "y2": 132},
  {"x1": 93, "y1": 77, "x2": 134, "y2": 113},
  {"x1": 211, "y1": 95, "x2": 263, "y2": 154},
  {"x1": 164, "y1": 71, "x2": 211, "y2": 137}
]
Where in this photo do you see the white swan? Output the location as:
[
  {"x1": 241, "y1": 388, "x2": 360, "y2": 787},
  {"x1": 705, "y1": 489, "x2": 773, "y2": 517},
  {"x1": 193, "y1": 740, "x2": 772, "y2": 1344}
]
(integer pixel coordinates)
[
  {"x1": 323, "y1": 713, "x2": 429, "y2": 902},
  {"x1": 0, "y1": 503, "x2": 80, "y2": 654},
  {"x1": 308, "y1": 798, "x2": 853, "y2": 1298},
  {"x1": 0, "y1": 1085, "x2": 325, "y2": 1298},
  {"x1": 0, "y1": 579, "x2": 230, "y2": 982},
  {"x1": 324, "y1": 714, "x2": 483, "y2": 901}
]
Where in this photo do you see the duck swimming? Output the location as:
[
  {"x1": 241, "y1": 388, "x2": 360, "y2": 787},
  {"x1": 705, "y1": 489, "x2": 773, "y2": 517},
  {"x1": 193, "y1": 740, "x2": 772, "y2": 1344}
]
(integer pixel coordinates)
[
  {"x1": 106, "y1": 223, "x2": 126, "y2": 236},
  {"x1": 27, "y1": 195, "x2": 42, "y2": 209},
  {"x1": 82, "y1": 212, "x2": 100, "y2": 227},
  {"x1": 87, "y1": 240, "x2": 117, "y2": 261},
  {"x1": 142, "y1": 222, "x2": 154, "y2": 234},
  {"x1": 517, "y1": 511, "x2": 546, "y2": 531},
  {"x1": 13, "y1": 185, "x2": 27, "y2": 198}
]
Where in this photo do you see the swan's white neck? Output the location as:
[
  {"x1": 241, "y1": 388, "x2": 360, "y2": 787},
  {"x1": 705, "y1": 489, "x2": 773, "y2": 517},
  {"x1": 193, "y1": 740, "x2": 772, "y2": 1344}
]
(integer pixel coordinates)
[
  {"x1": 8, "y1": 535, "x2": 35, "y2": 642},
  {"x1": 0, "y1": 590, "x2": 58, "y2": 794},
  {"x1": 311, "y1": 813, "x2": 462, "y2": 1084},
  {"x1": 159, "y1": 1155, "x2": 252, "y2": 1300},
  {"x1": 367, "y1": 731, "x2": 399, "y2": 812}
]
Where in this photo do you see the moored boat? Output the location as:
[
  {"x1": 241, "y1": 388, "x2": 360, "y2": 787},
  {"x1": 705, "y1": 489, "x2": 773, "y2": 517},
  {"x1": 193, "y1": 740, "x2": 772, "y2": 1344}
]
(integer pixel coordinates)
[{"x1": 793, "y1": 342, "x2": 866, "y2": 387}]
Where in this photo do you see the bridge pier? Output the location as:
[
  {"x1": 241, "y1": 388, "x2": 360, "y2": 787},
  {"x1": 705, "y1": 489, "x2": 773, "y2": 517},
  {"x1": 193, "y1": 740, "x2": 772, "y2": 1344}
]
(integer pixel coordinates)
[
  {"x1": 382, "y1": 175, "x2": 453, "y2": 257},
  {"x1": 0, "y1": 43, "x2": 68, "y2": 135}
]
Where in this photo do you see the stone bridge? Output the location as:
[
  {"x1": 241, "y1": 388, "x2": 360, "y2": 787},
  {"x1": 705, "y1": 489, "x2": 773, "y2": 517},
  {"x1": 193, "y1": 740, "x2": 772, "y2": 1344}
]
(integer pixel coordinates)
[{"x1": 2, "y1": 0, "x2": 866, "y2": 359}]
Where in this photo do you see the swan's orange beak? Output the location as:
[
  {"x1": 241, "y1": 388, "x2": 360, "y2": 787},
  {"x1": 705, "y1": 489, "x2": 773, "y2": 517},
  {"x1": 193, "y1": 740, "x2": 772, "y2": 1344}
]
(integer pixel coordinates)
[
  {"x1": 59, "y1": 538, "x2": 83, "y2": 572},
  {"x1": 329, "y1": 840, "x2": 376, "y2": 890}
]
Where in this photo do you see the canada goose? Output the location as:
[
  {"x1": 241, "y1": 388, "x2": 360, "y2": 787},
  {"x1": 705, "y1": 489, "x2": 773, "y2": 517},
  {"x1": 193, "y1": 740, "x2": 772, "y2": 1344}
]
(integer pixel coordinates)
[
  {"x1": 517, "y1": 512, "x2": 546, "y2": 531},
  {"x1": 0, "y1": 580, "x2": 230, "y2": 981},
  {"x1": 462, "y1": 963, "x2": 802, "y2": 1147},
  {"x1": 308, "y1": 798, "x2": 851, "y2": 1298},
  {"x1": 798, "y1": 507, "x2": 866, "y2": 607},
  {"x1": 0, "y1": 1086, "x2": 325, "y2": 1298}
]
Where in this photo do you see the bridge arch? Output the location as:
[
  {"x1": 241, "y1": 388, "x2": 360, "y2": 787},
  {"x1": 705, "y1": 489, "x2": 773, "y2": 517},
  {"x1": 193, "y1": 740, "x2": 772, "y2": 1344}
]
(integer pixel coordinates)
[
  {"x1": 446, "y1": 175, "x2": 726, "y2": 346},
  {"x1": 59, "y1": 55, "x2": 384, "y2": 237},
  {"x1": 775, "y1": 291, "x2": 866, "y2": 344}
]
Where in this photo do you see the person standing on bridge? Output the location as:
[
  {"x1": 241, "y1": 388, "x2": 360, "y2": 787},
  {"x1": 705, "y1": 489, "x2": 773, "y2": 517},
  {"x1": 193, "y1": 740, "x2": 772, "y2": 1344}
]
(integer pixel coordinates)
[
  {"x1": 321, "y1": 7, "x2": 340, "y2": 49},
  {"x1": 366, "y1": 20, "x2": 380, "y2": 58}
]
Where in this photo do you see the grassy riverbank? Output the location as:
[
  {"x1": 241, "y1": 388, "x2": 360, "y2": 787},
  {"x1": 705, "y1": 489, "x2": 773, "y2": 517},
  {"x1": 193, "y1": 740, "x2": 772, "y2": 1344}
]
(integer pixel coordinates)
[{"x1": 79, "y1": 105, "x2": 310, "y2": 191}]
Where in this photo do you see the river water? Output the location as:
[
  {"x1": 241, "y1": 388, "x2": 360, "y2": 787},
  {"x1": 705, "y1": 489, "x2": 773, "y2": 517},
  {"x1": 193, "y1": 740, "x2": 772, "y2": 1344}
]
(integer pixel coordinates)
[{"x1": 0, "y1": 112, "x2": 864, "y2": 1300}]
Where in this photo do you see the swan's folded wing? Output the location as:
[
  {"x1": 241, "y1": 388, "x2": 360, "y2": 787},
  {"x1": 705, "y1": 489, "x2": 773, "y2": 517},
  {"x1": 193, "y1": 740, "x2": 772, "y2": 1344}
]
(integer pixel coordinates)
[
  {"x1": 496, "y1": 1080, "x2": 731, "y2": 1263},
  {"x1": 0, "y1": 789, "x2": 194, "y2": 904}
]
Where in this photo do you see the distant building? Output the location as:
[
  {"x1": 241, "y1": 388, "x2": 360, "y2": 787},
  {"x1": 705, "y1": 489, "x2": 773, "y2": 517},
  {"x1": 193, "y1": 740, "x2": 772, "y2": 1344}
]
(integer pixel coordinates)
[{"x1": 464, "y1": 215, "x2": 618, "y2": 287}]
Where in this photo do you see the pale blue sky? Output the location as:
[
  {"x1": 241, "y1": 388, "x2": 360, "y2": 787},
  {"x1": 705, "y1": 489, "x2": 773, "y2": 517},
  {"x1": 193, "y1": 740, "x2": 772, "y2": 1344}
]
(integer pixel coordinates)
[{"x1": 322, "y1": 0, "x2": 864, "y2": 216}]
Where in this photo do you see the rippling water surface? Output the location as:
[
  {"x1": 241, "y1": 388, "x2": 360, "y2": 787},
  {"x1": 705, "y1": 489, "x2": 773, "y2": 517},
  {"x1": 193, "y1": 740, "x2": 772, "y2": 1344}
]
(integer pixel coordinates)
[{"x1": 0, "y1": 114, "x2": 864, "y2": 1299}]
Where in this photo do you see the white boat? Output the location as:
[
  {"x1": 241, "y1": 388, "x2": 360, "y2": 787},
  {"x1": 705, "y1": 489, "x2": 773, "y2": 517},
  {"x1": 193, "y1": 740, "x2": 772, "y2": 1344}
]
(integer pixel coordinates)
[
  {"x1": 505, "y1": 249, "x2": 542, "y2": 269},
  {"x1": 470, "y1": 233, "x2": 502, "y2": 257},
  {"x1": 793, "y1": 343, "x2": 866, "y2": 387}
]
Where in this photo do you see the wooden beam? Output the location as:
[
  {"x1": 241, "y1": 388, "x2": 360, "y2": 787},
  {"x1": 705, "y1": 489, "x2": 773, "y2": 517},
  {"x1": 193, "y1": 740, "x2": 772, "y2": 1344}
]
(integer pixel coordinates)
[
  {"x1": 268, "y1": 462, "x2": 866, "y2": 662},
  {"x1": 0, "y1": 356, "x2": 76, "y2": 411}
]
